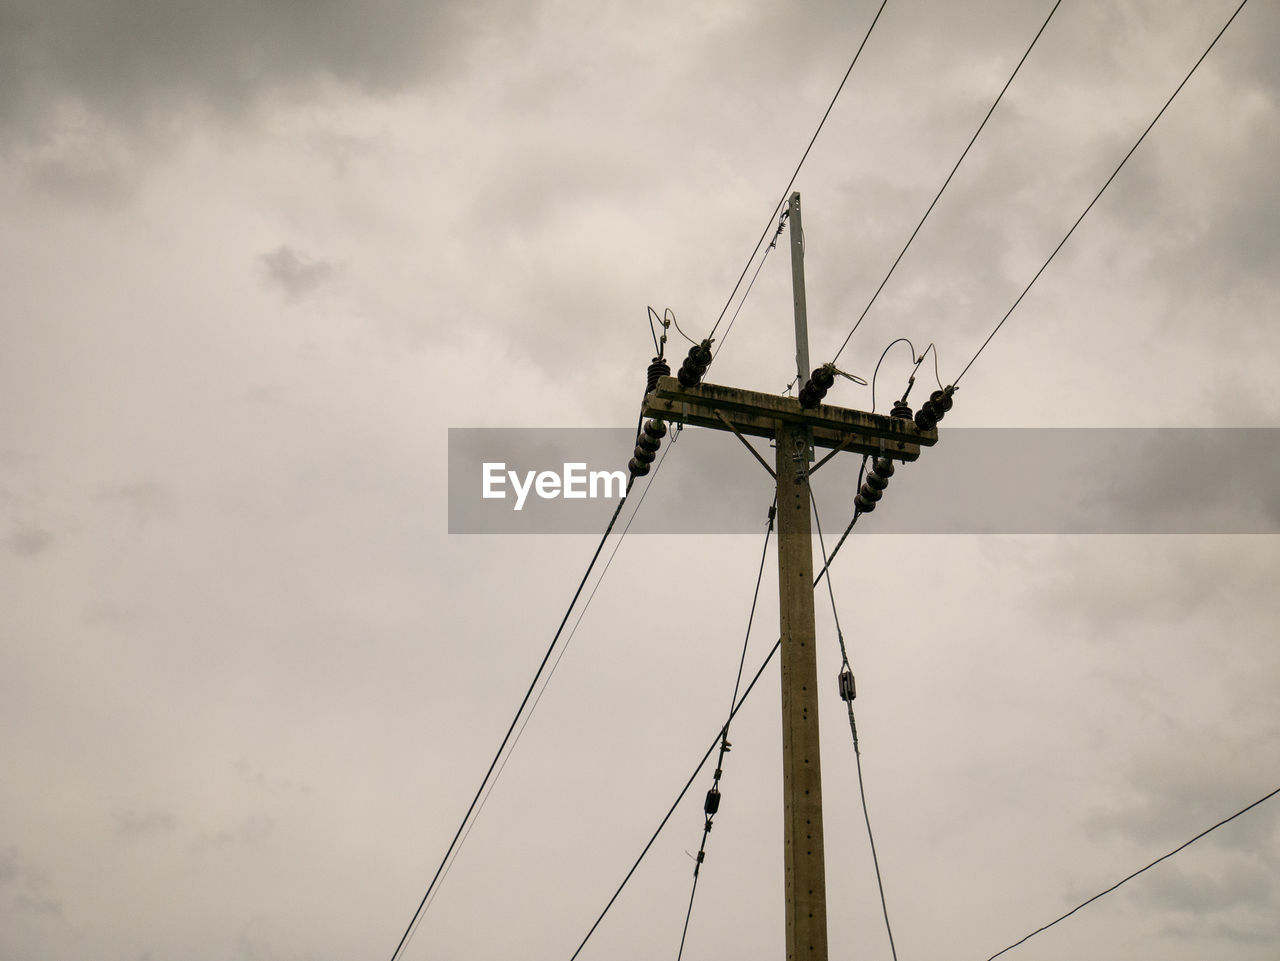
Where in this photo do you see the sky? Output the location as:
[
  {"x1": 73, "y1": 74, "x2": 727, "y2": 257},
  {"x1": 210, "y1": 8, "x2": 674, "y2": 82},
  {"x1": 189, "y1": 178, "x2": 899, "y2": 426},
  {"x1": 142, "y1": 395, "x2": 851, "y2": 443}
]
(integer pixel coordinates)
[{"x1": 1, "y1": 1, "x2": 1278, "y2": 960}]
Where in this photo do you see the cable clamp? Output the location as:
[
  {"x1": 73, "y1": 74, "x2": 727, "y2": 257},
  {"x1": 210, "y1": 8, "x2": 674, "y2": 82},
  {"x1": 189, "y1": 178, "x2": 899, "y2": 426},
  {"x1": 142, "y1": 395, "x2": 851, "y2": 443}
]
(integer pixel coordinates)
[{"x1": 838, "y1": 668, "x2": 856, "y2": 703}]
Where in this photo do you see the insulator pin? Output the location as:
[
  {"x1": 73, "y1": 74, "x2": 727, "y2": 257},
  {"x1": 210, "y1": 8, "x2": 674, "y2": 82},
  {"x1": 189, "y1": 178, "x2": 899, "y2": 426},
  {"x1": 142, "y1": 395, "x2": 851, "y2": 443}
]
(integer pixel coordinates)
[{"x1": 890, "y1": 399, "x2": 913, "y2": 420}]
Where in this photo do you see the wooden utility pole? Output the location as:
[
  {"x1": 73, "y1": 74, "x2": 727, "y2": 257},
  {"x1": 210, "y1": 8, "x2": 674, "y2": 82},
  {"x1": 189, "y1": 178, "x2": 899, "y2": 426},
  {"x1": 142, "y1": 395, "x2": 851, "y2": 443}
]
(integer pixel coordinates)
[{"x1": 641, "y1": 193, "x2": 936, "y2": 959}]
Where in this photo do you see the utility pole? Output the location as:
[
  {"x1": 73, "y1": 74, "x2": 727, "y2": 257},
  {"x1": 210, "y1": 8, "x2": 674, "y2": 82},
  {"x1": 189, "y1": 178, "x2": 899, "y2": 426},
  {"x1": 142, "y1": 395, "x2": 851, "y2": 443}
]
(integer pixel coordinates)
[
  {"x1": 642, "y1": 193, "x2": 937, "y2": 959},
  {"x1": 777, "y1": 191, "x2": 826, "y2": 961}
]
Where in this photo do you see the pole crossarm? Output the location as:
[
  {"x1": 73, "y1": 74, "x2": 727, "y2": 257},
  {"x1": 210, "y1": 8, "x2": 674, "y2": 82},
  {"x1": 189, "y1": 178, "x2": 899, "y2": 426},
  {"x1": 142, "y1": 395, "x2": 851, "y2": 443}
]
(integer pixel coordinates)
[{"x1": 641, "y1": 375, "x2": 936, "y2": 461}]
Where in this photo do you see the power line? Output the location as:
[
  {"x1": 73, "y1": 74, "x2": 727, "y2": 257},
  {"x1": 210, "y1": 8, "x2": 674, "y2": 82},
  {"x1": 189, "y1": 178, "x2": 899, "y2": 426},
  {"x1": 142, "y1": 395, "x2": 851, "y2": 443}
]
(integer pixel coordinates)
[
  {"x1": 568, "y1": 634, "x2": 784, "y2": 961},
  {"x1": 955, "y1": 0, "x2": 1251, "y2": 386},
  {"x1": 829, "y1": 0, "x2": 1064, "y2": 367},
  {"x1": 412, "y1": 433, "x2": 682, "y2": 925},
  {"x1": 385, "y1": 494, "x2": 631, "y2": 961},
  {"x1": 712, "y1": 213, "x2": 788, "y2": 360},
  {"x1": 984, "y1": 783, "x2": 1280, "y2": 960},
  {"x1": 676, "y1": 502, "x2": 776, "y2": 961},
  {"x1": 811, "y1": 493, "x2": 899, "y2": 961},
  {"x1": 705, "y1": 0, "x2": 890, "y2": 345},
  {"x1": 569, "y1": 508, "x2": 872, "y2": 958},
  {"x1": 384, "y1": 427, "x2": 691, "y2": 961}
]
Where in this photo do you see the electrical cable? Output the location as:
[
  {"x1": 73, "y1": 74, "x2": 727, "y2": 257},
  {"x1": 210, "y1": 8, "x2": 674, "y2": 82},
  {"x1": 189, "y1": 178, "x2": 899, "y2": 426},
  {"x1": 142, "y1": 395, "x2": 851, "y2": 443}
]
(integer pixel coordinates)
[
  {"x1": 954, "y1": 0, "x2": 1251, "y2": 386},
  {"x1": 811, "y1": 493, "x2": 899, "y2": 961},
  {"x1": 713, "y1": 214, "x2": 788, "y2": 361},
  {"x1": 675, "y1": 501, "x2": 776, "y2": 961},
  {"x1": 705, "y1": 0, "x2": 890, "y2": 344},
  {"x1": 984, "y1": 783, "x2": 1280, "y2": 960},
  {"x1": 869, "y1": 338, "x2": 917, "y2": 414},
  {"x1": 567, "y1": 635, "x2": 783, "y2": 961},
  {"x1": 569, "y1": 502, "x2": 875, "y2": 958},
  {"x1": 828, "y1": 0, "x2": 1063, "y2": 368},
  {"x1": 385, "y1": 493, "x2": 631, "y2": 961},
  {"x1": 813, "y1": 455, "x2": 868, "y2": 590},
  {"x1": 413, "y1": 432, "x2": 682, "y2": 924}
]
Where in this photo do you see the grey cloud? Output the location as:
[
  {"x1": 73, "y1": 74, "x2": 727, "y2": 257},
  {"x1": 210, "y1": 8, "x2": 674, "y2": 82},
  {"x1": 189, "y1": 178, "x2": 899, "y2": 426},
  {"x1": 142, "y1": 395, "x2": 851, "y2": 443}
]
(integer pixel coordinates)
[
  {"x1": 1137, "y1": 860, "x2": 1273, "y2": 916},
  {"x1": 96, "y1": 482, "x2": 174, "y2": 526},
  {"x1": 114, "y1": 808, "x2": 177, "y2": 839},
  {"x1": 0, "y1": 845, "x2": 65, "y2": 921},
  {"x1": 196, "y1": 816, "x2": 277, "y2": 853},
  {"x1": 82, "y1": 600, "x2": 143, "y2": 628},
  {"x1": 5, "y1": 524, "x2": 53, "y2": 557},
  {"x1": 258, "y1": 245, "x2": 337, "y2": 300},
  {"x1": 0, "y1": 0, "x2": 533, "y2": 136},
  {"x1": 234, "y1": 758, "x2": 312, "y2": 796}
]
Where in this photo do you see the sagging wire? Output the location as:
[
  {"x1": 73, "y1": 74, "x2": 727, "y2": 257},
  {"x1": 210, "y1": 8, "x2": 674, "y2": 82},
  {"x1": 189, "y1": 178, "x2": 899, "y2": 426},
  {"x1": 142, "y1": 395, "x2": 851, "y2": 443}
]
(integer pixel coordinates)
[
  {"x1": 667, "y1": 307, "x2": 698, "y2": 347},
  {"x1": 869, "y1": 339, "x2": 944, "y2": 414},
  {"x1": 811, "y1": 492, "x2": 899, "y2": 961},
  {"x1": 675, "y1": 501, "x2": 777, "y2": 961}
]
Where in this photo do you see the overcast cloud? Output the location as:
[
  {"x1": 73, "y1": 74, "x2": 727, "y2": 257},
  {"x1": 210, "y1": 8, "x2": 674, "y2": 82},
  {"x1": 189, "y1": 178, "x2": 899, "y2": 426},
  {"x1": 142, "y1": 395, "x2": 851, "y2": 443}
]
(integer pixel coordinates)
[{"x1": 2, "y1": 2, "x2": 1278, "y2": 960}]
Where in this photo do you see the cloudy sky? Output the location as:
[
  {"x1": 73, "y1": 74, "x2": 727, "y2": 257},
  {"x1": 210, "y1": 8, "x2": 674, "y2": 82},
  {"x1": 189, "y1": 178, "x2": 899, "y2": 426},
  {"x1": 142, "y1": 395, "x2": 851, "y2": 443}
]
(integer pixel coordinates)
[{"x1": 2, "y1": 1, "x2": 1278, "y2": 959}]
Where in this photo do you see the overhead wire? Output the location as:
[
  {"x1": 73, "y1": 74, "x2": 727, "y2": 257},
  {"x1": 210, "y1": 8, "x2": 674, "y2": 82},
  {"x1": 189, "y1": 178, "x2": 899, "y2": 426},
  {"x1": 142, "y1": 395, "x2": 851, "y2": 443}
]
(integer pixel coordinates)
[
  {"x1": 387, "y1": 406, "x2": 685, "y2": 961},
  {"x1": 811, "y1": 493, "x2": 899, "y2": 961},
  {"x1": 568, "y1": 635, "x2": 783, "y2": 961},
  {"x1": 984, "y1": 783, "x2": 1280, "y2": 960},
  {"x1": 954, "y1": 0, "x2": 1251, "y2": 386},
  {"x1": 411, "y1": 431, "x2": 682, "y2": 927},
  {"x1": 712, "y1": 213, "x2": 789, "y2": 360},
  {"x1": 569, "y1": 495, "x2": 875, "y2": 958},
  {"x1": 675, "y1": 501, "x2": 776, "y2": 961},
  {"x1": 828, "y1": 0, "x2": 1064, "y2": 368},
  {"x1": 705, "y1": 0, "x2": 890, "y2": 345},
  {"x1": 385, "y1": 494, "x2": 633, "y2": 961}
]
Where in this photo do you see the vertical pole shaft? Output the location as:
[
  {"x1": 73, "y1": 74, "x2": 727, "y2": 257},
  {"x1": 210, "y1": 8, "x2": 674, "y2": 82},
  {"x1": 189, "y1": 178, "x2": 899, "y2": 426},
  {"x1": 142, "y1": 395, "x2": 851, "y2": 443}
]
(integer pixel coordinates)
[
  {"x1": 788, "y1": 192, "x2": 810, "y2": 387},
  {"x1": 777, "y1": 189, "x2": 828, "y2": 961}
]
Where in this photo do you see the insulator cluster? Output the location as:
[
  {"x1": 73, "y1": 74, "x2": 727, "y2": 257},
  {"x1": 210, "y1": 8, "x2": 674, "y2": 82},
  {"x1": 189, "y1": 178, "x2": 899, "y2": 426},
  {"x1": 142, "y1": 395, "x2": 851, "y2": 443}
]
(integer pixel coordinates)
[
  {"x1": 913, "y1": 385, "x2": 955, "y2": 431},
  {"x1": 797, "y1": 365, "x2": 836, "y2": 409},
  {"x1": 628, "y1": 418, "x2": 667, "y2": 477},
  {"x1": 854, "y1": 455, "x2": 895, "y2": 514},
  {"x1": 677, "y1": 340, "x2": 713, "y2": 388},
  {"x1": 645, "y1": 356, "x2": 670, "y2": 395}
]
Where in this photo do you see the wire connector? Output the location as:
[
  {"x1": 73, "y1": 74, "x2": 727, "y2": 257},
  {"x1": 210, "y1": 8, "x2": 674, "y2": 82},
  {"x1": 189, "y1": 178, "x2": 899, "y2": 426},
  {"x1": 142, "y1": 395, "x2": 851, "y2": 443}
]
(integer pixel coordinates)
[{"x1": 838, "y1": 668, "x2": 856, "y2": 703}]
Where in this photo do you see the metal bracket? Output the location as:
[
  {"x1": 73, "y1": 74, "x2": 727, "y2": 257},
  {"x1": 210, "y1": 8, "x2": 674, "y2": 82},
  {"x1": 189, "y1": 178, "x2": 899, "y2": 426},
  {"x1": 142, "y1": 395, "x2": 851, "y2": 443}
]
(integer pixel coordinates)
[{"x1": 714, "y1": 410, "x2": 776, "y2": 480}]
